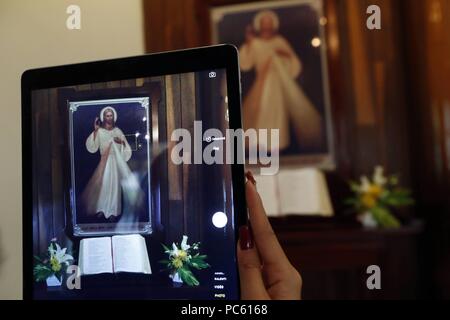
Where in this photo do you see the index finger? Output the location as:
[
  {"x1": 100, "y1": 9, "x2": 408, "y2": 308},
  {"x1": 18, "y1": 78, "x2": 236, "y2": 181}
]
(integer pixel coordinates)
[{"x1": 245, "y1": 180, "x2": 290, "y2": 268}]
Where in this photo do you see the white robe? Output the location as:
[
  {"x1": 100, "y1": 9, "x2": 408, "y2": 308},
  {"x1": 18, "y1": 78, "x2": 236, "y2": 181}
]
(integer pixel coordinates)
[
  {"x1": 84, "y1": 127, "x2": 132, "y2": 218},
  {"x1": 239, "y1": 35, "x2": 322, "y2": 151}
]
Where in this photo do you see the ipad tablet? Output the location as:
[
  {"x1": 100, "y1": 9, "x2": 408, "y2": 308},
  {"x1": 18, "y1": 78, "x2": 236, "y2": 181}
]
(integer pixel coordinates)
[{"x1": 22, "y1": 45, "x2": 246, "y2": 300}]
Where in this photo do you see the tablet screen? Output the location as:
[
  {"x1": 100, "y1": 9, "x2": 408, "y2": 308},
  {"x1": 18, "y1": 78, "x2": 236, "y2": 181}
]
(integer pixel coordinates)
[{"x1": 28, "y1": 68, "x2": 240, "y2": 299}]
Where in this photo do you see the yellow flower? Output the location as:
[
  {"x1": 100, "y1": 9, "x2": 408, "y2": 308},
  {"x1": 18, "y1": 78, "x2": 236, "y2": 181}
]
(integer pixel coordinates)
[
  {"x1": 172, "y1": 257, "x2": 183, "y2": 269},
  {"x1": 178, "y1": 250, "x2": 188, "y2": 261},
  {"x1": 50, "y1": 256, "x2": 61, "y2": 272},
  {"x1": 367, "y1": 184, "x2": 383, "y2": 198},
  {"x1": 361, "y1": 194, "x2": 377, "y2": 209}
]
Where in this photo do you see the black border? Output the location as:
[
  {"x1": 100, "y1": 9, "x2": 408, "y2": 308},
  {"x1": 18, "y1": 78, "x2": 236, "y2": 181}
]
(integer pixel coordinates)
[{"x1": 21, "y1": 44, "x2": 246, "y2": 300}]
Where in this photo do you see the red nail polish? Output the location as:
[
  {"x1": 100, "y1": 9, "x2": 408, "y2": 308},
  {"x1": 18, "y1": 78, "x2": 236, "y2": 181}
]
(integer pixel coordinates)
[
  {"x1": 239, "y1": 225, "x2": 254, "y2": 250},
  {"x1": 245, "y1": 171, "x2": 257, "y2": 186}
]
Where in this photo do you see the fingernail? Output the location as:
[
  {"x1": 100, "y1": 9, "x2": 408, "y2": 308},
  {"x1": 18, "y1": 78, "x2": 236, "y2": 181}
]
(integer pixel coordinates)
[
  {"x1": 239, "y1": 225, "x2": 254, "y2": 250},
  {"x1": 245, "y1": 171, "x2": 257, "y2": 186}
]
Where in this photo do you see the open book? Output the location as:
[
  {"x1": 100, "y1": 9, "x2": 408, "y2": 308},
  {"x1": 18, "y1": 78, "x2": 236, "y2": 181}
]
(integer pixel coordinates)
[
  {"x1": 254, "y1": 168, "x2": 334, "y2": 217},
  {"x1": 78, "y1": 234, "x2": 152, "y2": 276}
]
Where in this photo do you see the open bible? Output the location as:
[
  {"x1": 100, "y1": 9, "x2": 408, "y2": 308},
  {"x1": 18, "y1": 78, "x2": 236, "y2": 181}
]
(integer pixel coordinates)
[
  {"x1": 254, "y1": 168, "x2": 334, "y2": 217},
  {"x1": 78, "y1": 234, "x2": 152, "y2": 276}
]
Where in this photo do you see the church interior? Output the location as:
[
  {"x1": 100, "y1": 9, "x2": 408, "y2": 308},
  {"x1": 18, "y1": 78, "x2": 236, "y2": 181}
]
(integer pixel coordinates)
[{"x1": 0, "y1": 0, "x2": 450, "y2": 300}]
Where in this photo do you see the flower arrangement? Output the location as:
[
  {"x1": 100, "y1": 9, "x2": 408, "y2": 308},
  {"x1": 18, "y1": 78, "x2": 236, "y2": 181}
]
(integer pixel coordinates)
[
  {"x1": 160, "y1": 235, "x2": 209, "y2": 286},
  {"x1": 33, "y1": 239, "x2": 74, "y2": 283},
  {"x1": 346, "y1": 166, "x2": 414, "y2": 228}
]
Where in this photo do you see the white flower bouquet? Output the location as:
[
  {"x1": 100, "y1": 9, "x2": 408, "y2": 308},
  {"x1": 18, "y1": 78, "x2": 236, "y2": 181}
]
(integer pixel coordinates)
[
  {"x1": 33, "y1": 238, "x2": 74, "y2": 283},
  {"x1": 346, "y1": 166, "x2": 414, "y2": 228},
  {"x1": 160, "y1": 235, "x2": 209, "y2": 286}
]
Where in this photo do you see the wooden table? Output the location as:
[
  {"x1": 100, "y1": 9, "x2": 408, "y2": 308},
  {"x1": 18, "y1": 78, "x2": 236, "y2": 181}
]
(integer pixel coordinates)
[{"x1": 270, "y1": 217, "x2": 424, "y2": 300}]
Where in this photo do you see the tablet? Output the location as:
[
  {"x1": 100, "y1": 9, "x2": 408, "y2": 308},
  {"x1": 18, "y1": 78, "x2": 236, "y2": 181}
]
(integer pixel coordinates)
[{"x1": 22, "y1": 45, "x2": 246, "y2": 300}]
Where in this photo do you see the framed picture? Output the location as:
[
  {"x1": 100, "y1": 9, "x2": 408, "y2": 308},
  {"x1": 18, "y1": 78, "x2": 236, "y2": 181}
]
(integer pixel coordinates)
[
  {"x1": 210, "y1": 0, "x2": 335, "y2": 168},
  {"x1": 68, "y1": 97, "x2": 152, "y2": 236}
]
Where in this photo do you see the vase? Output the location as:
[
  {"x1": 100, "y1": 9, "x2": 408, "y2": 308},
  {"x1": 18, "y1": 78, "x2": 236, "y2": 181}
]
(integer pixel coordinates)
[
  {"x1": 46, "y1": 274, "x2": 62, "y2": 287},
  {"x1": 357, "y1": 211, "x2": 378, "y2": 229},
  {"x1": 170, "y1": 271, "x2": 183, "y2": 286}
]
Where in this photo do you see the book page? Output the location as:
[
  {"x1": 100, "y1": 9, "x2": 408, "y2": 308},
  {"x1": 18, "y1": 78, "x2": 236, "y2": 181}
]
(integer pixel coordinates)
[
  {"x1": 79, "y1": 237, "x2": 113, "y2": 276},
  {"x1": 253, "y1": 174, "x2": 280, "y2": 216},
  {"x1": 277, "y1": 168, "x2": 333, "y2": 216},
  {"x1": 112, "y1": 234, "x2": 152, "y2": 274}
]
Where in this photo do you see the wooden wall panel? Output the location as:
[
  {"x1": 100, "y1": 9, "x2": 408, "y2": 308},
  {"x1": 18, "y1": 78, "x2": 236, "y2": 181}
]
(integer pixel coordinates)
[
  {"x1": 165, "y1": 74, "x2": 184, "y2": 241},
  {"x1": 402, "y1": 0, "x2": 450, "y2": 298},
  {"x1": 34, "y1": 90, "x2": 54, "y2": 254},
  {"x1": 165, "y1": 74, "x2": 183, "y2": 201},
  {"x1": 333, "y1": 0, "x2": 411, "y2": 182},
  {"x1": 49, "y1": 88, "x2": 66, "y2": 242},
  {"x1": 144, "y1": 0, "x2": 210, "y2": 52},
  {"x1": 180, "y1": 73, "x2": 202, "y2": 241},
  {"x1": 165, "y1": 73, "x2": 203, "y2": 242}
]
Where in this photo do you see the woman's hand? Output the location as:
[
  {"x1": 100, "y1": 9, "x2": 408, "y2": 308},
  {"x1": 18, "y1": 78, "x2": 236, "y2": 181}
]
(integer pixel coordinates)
[{"x1": 237, "y1": 172, "x2": 302, "y2": 300}]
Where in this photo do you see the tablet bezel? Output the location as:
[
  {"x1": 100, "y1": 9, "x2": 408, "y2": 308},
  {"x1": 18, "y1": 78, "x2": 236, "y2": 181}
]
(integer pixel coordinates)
[{"x1": 21, "y1": 44, "x2": 246, "y2": 300}]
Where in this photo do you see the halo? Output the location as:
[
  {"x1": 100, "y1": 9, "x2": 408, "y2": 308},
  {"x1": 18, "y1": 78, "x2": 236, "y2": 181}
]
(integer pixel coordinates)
[
  {"x1": 100, "y1": 106, "x2": 117, "y2": 122},
  {"x1": 253, "y1": 10, "x2": 279, "y2": 32}
]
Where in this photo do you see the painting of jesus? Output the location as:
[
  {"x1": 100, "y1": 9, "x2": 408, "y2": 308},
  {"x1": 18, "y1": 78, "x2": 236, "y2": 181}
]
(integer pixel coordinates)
[{"x1": 68, "y1": 97, "x2": 152, "y2": 236}]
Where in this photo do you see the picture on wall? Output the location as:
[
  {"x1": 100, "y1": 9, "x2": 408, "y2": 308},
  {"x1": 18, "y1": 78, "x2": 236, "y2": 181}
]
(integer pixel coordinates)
[
  {"x1": 68, "y1": 97, "x2": 152, "y2": 236},
  {"x1": 211, "y1": 0, "x2": 335, "y2": 167}
]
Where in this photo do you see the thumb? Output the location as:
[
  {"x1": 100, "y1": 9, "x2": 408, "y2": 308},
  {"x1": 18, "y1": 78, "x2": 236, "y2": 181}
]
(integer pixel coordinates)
[{"x1": 237, "y1": 225, "x2": 269, "y2": 300}]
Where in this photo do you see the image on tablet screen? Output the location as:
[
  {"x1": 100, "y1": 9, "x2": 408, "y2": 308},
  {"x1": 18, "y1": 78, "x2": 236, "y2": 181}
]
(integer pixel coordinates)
[{"x1": 30, "y1": 69, "x2": 238, "y2": 300}]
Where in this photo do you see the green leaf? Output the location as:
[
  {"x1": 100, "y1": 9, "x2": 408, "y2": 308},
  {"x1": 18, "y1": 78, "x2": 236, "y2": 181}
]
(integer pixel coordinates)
[
  {"x1": 349, "y1": 181, "x2": 361, "y2": 193},
  {"x1": 161, "y1": 243, "x2": 171, "y2": 253},
  {"x1": 370, "y1": 206, "x2": 401, "y2": 228},
  {"x1": 33, "y1": 264, "x2": 53, "y2": 282},
  {"x1": 382, "y1": 189, "x2": 414, "y2": 207},
  {"x1": 189, "y1": 260, "x2": 210, "y2": 270},
  {"x1": 178, "y1": 267, "x2": 200, "y2": 286},
  {"x1": 191, "y1": 262, "x2": 210, "y2": 270},
  {"x1": 344, "y1": 198, "x2": 358, "y2": 206},
  {"x1": 384, "y1": 197, "x2": 414, "y2": 207},
  {"x1": 388, "y1": 175, "x2": 399, "y2": 186},
  {"x1": 190, "y1": 255, "x2": 208, "y2": 263},
  {"x1": 390, "y1": 189, "x2": 412, "y2": 198}
]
